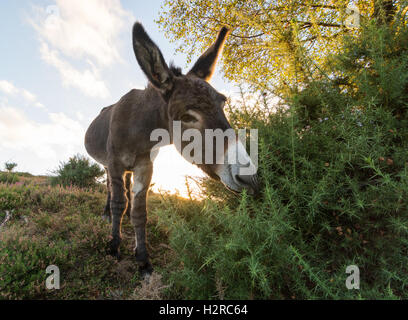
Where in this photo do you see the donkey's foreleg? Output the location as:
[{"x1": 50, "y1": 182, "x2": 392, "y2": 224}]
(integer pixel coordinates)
[
  {"x1": 131, "y1": 159, "x2": 153, "y2": 277},
  {"x1": 102, "y1": 191, "x2": 112, "y2": 222},
  {"x1": 107, "y1": 166, "x2": 128, "y2": 259}
]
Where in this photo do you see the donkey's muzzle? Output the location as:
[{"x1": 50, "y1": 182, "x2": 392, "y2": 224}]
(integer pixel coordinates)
[{"x1": 234, "y1": 173, "x2": 260, "y2": 196}]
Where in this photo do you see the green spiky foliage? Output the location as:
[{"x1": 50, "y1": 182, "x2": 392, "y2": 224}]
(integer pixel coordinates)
[{"x1": 151, "y1": 8, "x2": 408, "y2": 300}]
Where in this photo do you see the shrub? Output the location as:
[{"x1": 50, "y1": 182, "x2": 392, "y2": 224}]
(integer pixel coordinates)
[
  {"x1": 0, "y1": 172, "x2": 19, "y2": 185},
  {"x1": 0, "y1": 184, "x2": 25, "y2": 211},
  {"x1": 51, "y1": 154, "x2": 105, "y2": 189}
]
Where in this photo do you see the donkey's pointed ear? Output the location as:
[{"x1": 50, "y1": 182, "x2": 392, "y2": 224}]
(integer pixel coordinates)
[
  {"x1": 132, "y1": 22, "x2": 173, "y2": 94},
  {"x1": 187, "y1": 27, "x2": 230, "y2": 81}
]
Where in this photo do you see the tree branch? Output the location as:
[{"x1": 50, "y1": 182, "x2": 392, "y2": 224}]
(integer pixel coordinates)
[{"x1": 231, "y1": 32, "x2": 265, "y2": 39}]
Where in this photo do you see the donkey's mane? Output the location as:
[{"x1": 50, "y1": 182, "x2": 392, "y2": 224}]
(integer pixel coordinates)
[{"x1": 169, "y1": 62, "x2": 182, "y2": 76}]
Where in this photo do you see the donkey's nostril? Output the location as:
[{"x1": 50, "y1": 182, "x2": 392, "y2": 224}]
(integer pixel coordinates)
[
  {"x1": 234, "y1": 175, "x2": 246, "y2": 185},
  {"x1": 234, "y1": 174, "x2": 260, "y2": 195},
  {"x1": 235, "y1": 174, "x2": 254, "y2": 188}
]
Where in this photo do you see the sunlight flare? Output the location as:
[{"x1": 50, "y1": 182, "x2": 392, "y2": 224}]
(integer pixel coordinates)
[{"x1": 150, "y1": 145, "x2": 205, "y2": 199}]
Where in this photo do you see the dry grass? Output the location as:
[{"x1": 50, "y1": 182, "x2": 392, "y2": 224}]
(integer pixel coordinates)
[{"x1": 129, "y1": 272, "x2": 170, "y2": 300}]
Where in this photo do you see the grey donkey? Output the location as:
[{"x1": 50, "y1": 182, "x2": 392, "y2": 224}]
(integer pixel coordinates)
[{"x1": 85, "y1": 22, "x2": 259, "y2": 277}]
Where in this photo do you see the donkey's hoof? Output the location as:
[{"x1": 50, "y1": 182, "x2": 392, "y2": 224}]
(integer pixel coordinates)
[
  {"x1": 139, "y1": 261, "x2": 153, "y2": 280},
  {"x1": 106, "y1": 240, "x2": 121, "y2": 260},
  {"x1": 108, "y1": 249, "x2": 121, "y2": 260},
  {"x1": 107, "y1": 247, "x2": 121, "y2": 260}
]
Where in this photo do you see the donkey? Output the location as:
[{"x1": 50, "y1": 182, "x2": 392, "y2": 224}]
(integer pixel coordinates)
[{"x1": 85, "y1": 22, "x2": 259, "y2": 277}]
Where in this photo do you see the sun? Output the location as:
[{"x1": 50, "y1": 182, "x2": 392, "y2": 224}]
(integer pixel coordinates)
[{"x1": 150, "y1": 145, "x2": 205, "y2": 199}]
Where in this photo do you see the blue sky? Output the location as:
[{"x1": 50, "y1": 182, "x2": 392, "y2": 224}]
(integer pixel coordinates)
[{"x1": 0, "y1": 0, "x2": 235, "y2": 193}]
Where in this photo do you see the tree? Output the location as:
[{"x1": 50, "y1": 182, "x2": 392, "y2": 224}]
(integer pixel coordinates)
[
  {"x1": 157, "y1": 0, "x2": 401, "y2": 97},
  {"x1": 4, "y1": 162, "x2": 17, "y2": 173}
]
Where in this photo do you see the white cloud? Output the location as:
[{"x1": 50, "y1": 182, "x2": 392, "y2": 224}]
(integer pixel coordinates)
[
  {"x1": 0, "y1": 80, "x2": 18, "y2": 95},
  {"x1": 0, "y1": 105, "x2": 85, "y2": 163},
  {"x1": 35, "y1": 0, "x2": 131, "y2": 66},
  {"x1": 40, "y1": 42, "x2": 109, "y2": 98},
  {"x1": 21, "y1": 89, "x2": 37, "y2": 104},
  {"x1": 75, "y1": 111, "x2": 84, "y2": 121},
  {"x1": 0, "y1": 80, "x2": 46, "y2": 109},
  {"x1": 30, "y1": 0, "x2": 134, "y2": 98},
  {"x1": 34, "y1": 102, "x2": 46, "y2": 110},
  {"x1": 129, "y1": 82, "x2": 146, "y2": 90}
]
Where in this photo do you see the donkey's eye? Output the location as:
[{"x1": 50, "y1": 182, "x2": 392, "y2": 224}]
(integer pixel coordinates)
[{"x1": 180, "y1": 114, "x2": 198, "y2": 123}]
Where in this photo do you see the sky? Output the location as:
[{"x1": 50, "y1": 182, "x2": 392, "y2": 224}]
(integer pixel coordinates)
[{"x1": 0, "y1": 0, "x2": 237, "y2": 196}]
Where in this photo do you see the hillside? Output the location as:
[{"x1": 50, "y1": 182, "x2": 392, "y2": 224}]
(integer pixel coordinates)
[{"x1": 0, "y1": 174, "x2": 180, "y2": 299}]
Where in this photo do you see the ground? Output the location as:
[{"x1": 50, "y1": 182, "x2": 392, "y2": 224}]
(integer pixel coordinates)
[{"x1": 0, "y1": 173, "x2": 184, "y2": 300}]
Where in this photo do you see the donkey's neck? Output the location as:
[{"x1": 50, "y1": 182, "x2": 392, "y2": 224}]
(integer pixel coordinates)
[
  {"x1": 121, "y1": 85, "x2": 172, "y2": 153},
  {"x1": 143, "y1": 84, "x2": 170, "y2": 131}
]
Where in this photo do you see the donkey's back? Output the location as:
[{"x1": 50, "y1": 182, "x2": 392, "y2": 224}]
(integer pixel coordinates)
[{"x1": 84, "y1": 87, "x2": 167, "y2": 168}]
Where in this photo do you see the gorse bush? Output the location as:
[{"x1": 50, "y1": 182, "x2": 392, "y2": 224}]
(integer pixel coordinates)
[
  {"x1": 155, "y1": 102, "x2": 407, "y2": 299},
  {"x1": 51, "y1": 154, "x2": 105, "y2": 189},
  {"x1": 151, "y1": 14, "x2": 408, "y2": 299}
]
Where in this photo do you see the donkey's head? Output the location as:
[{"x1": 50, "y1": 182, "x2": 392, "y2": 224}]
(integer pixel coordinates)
[{"x1": 132, "y1": 23, "x2": 259, "y2": 195}]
